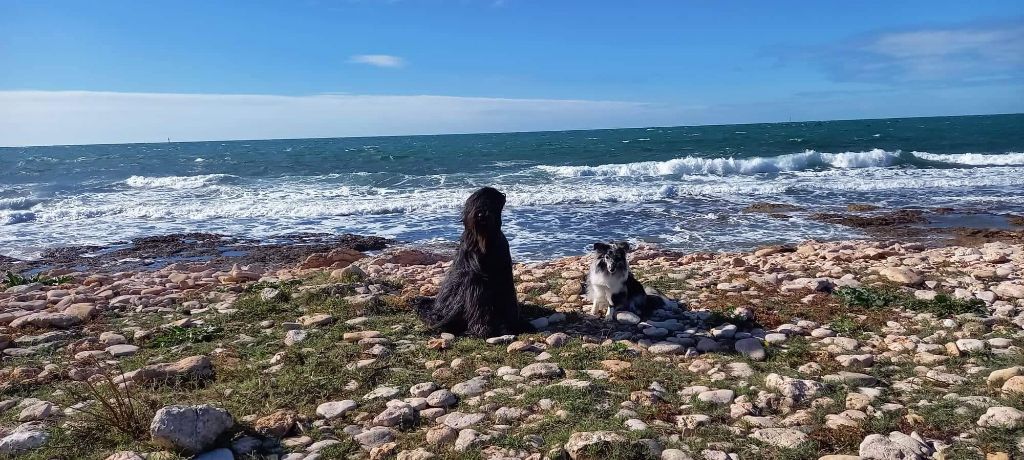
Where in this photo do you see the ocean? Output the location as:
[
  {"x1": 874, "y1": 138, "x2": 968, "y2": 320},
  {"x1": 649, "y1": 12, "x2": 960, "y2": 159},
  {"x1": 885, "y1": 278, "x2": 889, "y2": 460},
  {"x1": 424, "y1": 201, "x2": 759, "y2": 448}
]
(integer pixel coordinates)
[{"x1": 2, "y1": 114, "x2": 1023, "y2": 261}]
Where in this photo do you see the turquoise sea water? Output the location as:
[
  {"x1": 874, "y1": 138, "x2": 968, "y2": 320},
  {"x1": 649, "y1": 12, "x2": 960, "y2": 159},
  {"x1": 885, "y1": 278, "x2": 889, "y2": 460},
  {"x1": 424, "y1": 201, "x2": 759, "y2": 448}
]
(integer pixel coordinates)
[{"x1": 3, "y1": 114, "x2": 1023, "y2": 260}]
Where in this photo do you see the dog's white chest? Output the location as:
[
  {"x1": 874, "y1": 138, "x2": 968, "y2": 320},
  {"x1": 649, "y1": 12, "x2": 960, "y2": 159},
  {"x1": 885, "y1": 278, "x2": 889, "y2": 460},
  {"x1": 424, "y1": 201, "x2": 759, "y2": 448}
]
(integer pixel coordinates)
[{"x1": 589, "y1": 269, "x2": 626, "y2": 292}]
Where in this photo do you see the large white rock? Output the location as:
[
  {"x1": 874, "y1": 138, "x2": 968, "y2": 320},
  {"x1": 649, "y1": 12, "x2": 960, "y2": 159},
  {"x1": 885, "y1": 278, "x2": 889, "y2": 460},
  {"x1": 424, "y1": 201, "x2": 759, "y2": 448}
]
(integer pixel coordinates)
[
  {"x1": 316, "y1": 400, "x2": 358, "y2": 419},
  {"x1": 564, "y1": 431, "x2": 629, "y2": 459},
  {"x1": 879, "y1": 267, "x2": 923, "y2": 285},
  {"x1": 992, "y1": 282, "x2": 1024, "y2": 299},
  {"x1": 18, "y1": 401, "x2": 56, "y2": 422},
  {"x1": 372, "y1": 404, "x2": 416, "y2": 427},
  {"x1": 425, "y1": 389, "x2": 457, "y2": 408},
  {"x1": 835, "y1": 354, "x2": 874, "y2": 369},
  {"x1": 149, "y1": 404, "x2": 234, "y2": 454},
  {"x1": 954, "y1": 338, "x2": 985, "y2": 353},
  {"x1": 441, "y1": 411, "x2": 485, "y2": 430},
  {"x1": 765, "y1": 373, "x2": 825, "y2": 404},
  {"x1": 648, "y1": 342, "x2": 684, "y2": 355},
  {"x1": 353, "y1": 426, "x2": 396, "y2": 448},
  {"x1": 858, "y1": 431, "x2": 934, "y2": 460},
  {"x1": 977, "y1": 406, "x2": 1024, "y2": 429},
  {"x1": 0, "y1": 429, "x2": 49, "y2": 454},
  {"x1": 750, "y1": 428, "x2": 809, "y2": 448},
  {"x1": 520, "y1": 363, "x2": 563, "y2": 379},
  {"x1": 451, "y1": 377, "x2": 487, "y2": 397},
  {"x1": 696, "y1": 389, "x2": 735, "y2": 405},
  {"x1": 661, "y1": 449, "x2": 693, "y2": 460},
  {"x1": 363, "y1": 385, "x2": 401, "y2": 400}
]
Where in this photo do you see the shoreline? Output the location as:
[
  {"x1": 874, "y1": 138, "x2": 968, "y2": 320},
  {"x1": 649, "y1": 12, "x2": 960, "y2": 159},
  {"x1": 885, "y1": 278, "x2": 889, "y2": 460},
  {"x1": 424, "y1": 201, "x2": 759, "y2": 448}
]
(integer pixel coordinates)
[
  {"x1": 3, "y1": 204, "x2": 1023, "y2": 278},
  {"x1": 1, "y1": 233, "x2": 1022, "y2": 458}
]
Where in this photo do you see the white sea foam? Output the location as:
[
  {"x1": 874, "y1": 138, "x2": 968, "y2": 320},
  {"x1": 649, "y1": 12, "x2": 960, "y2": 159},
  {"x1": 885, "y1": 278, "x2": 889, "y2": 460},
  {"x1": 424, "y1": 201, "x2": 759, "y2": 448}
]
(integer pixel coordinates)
[
  {"x1": 5, "y1": 148, "x2": 1024, "y2": 261},
  {"x1": 123, "y1": 174, "x2": 237, "y2": 189},
  {"x1": 536, "y1": 149, "x2": 901, "y2": 177},
  {"x1": 536, "y1": 150, "x2": 1024, "y2": 177},
  {"x1": 1, "y1": 211, "x2": 36, "y2": 225},
  {"x1": 910, "y1": 151, "x2": 1024, "y2": 166},
  {"x1": 0, "y1": 197, "x2": 43, "y2": 210},
  {"x1": 24, "y1": 164, "x2": 1023, "y2": 226}
]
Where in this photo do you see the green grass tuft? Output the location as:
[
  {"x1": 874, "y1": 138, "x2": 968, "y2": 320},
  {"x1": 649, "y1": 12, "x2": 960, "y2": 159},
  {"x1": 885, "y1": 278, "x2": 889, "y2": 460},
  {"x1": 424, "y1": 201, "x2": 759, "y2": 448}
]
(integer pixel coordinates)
[
  {"x1": 3, "y1": 271, "x2": 74, "y2": 287},
  {"x1": 147, "y1": 324, "x2": 224, "y2": 348},
  {"x1": 834, "y1": 286, "x2": 984, "y2": 316}
]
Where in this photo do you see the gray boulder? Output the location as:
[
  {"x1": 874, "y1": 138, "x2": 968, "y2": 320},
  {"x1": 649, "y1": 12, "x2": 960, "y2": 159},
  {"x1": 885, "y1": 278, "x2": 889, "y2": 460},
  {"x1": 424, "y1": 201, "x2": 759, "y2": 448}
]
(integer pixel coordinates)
[{"x1": 150, "y1": 404, "x2": 234, "y2": 454}]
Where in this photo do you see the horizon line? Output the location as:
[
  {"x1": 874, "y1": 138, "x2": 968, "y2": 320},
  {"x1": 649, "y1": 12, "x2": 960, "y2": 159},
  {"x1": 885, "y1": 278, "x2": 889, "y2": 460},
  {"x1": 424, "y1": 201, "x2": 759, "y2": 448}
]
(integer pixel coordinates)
[{"x1": 3, "y1": 111, "x2": 1020, "y2": 149}]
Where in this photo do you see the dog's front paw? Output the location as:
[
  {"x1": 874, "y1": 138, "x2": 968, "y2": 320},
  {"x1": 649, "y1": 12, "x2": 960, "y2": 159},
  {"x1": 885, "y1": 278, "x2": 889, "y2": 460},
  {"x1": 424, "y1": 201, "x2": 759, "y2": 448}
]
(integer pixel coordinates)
[{"x1": 604, "y1": 308, "x2": 616, "y2": 322}]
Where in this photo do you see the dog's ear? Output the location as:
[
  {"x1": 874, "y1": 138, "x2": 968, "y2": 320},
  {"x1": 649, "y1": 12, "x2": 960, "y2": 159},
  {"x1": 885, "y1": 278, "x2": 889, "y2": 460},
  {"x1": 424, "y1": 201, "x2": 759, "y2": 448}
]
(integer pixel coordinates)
[
  {"x1": 592, "y1": 242, "x2": 611, "y2": 253},
  {"x1": 616, "y1": 241, "x2": 632, "y2": 252}
]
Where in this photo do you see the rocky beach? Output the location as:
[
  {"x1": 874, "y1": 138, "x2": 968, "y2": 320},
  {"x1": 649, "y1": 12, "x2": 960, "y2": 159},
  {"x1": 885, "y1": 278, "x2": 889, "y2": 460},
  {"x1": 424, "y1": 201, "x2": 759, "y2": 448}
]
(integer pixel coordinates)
[
  {"x1": 5, "y1": 3, "x2": 1024, "y2": 458},
  {"x1": 1, "y1": 228, "x2": 1023, "y2": 460}
]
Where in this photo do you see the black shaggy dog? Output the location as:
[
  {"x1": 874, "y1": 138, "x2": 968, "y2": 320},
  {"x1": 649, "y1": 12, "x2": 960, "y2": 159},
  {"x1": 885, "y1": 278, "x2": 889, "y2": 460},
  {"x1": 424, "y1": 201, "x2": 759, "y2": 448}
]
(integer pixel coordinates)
[{"x1": 414, "y1": 187, "x2": 526, "y2": 337}]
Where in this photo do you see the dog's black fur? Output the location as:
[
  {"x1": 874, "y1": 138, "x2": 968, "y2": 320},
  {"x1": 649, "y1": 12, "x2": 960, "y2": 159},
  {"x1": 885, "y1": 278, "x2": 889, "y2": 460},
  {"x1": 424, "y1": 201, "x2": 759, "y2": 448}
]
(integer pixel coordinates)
[{"x1": 414, "y1": 187, "x2": 526, "y2": 337}]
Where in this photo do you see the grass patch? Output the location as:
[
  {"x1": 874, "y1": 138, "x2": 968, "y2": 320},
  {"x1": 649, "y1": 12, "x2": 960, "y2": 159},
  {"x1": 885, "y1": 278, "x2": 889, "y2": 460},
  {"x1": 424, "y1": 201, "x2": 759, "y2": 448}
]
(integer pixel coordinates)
[
  {"x1": 633, "y1": 269, "x2": 689, "y2": 294},
  {"x1": 828, "y1": 314, "x2": 861, "y2": 335},
  {"x1": 739, "y1": 441, "x2": 822, "y2": 460},
  {"x1": 910, "y1": 398, "x2": 984, "y2": 440},
  {"x1": 3, "y1": 271, "x2": 73, "y2": 287},
  {"x1": 503, "y1": 383, "x2": 643, "y2": 452},
  {"x1": 703, "y1": 310, "x2": 756, "y2": 330},
  {"x1": 148, "y1": 324, "x2": 223, "y2": 348},
  {"x1": 65, "y1": 365, "x2": 155, "y2": 440},
  {"x1": 568, "y1": 440, "x2": 655, "y2": 460},
  {"x1": 230, "y1": 293, "x2": 304, "y2": 324},
  {"x1": 835, "y1": 286, "x2": 984, "y2": 316},
  {"x1": 316, "y1": 439, "x2": 361, "y2": 457},
  {"x1": 975, "y1": 427, "x2": 1021, "y2": 458},
  {"x1": 766, "y1": 336, "x2": 817, "y2": 369}
]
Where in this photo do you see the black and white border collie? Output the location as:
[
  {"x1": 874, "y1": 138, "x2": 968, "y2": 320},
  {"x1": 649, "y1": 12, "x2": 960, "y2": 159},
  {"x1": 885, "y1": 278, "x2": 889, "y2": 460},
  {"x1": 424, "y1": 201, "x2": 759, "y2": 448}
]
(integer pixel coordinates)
[{"x1": 587, "y1": 241, "x2": 655, "y2": 321}]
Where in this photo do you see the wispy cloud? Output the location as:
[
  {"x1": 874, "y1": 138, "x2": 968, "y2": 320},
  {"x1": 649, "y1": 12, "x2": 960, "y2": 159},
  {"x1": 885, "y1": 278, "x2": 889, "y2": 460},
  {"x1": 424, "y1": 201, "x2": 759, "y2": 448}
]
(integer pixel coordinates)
[
  {"x1": 794, "y1": 19, "x2": 1024, "y2": 84},
  {"x1": 348, "y1": 54, "x2": 405, "y2": 68},
  {"x1": 0, "y1": 91, "x2": 689, "y2": 146}
]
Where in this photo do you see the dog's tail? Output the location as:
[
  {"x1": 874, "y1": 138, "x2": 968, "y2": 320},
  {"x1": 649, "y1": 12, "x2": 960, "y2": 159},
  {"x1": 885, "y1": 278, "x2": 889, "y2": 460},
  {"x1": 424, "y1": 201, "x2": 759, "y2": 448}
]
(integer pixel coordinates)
[
  {"x1": 411, "y1": 295, "x2": 465, "y2": 333},
  {"x1": 411, "y1": 296, "x2": 439, "y2": 325},
  {"x1": 642, "y1": 286, "x2": 678, "y2": 317},
  {"x1": 641, "y1": 295, "x2": 661, "y2": 317}
]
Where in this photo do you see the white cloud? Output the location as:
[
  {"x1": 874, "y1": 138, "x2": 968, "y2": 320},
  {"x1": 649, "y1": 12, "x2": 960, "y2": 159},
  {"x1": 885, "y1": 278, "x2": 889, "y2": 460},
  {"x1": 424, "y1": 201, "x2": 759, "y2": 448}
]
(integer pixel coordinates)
[
  {"x1": 0, "y1": 90, "x2": 688, "y2": 146},
  {"x1": 866, "y1": 24, "x2": 1024, "y2": 80},
  {"x1": 804, "y1": 20, "x2": 1024, "y2": 83},
  {"x1": 348, "y1": 54, "x2": 405, "y2": 68}
]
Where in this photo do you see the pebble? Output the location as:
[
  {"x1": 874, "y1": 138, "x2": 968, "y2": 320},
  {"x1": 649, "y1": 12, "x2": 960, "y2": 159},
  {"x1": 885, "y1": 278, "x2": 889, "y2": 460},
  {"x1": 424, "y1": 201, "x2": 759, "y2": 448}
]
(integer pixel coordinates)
[
  {"x1": 734, "y1": 338, "x2": 765, "y2": 361},
  {"x1": 696, "y1": 389, "x2": 735, "y2": 405},
  {"x1": 364, "y1": 386, "x2": 401, "y2": 400},
  {"x1": 283, "y1": 330, "x2": 307, "y2": 346},
  {"x1": 316, "y1": 400, "x2": 358, "y2": 419},
  {"x1": 520, "y1": 363, "x2": 563, "y2": 379},
  {"x1": 105, "y1": 344, "x2": 140, "y2": 357}
]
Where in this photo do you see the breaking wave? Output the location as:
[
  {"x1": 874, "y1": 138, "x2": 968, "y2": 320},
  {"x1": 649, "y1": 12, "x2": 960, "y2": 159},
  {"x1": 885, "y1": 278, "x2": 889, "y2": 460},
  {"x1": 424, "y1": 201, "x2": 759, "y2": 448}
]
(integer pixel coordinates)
[
  {"x1": 537, "y1": 149, "x2": 1024, "y2": 177},
  {"x1": 0, "y1": 197, "x2": 44, "y2": 210},
  {"x1": 123, "y1": 174, "x2": 238, "y2": 189},
  {"x1": 537, "y1": 149, "x2": 901, "y2": 177},
  {"x1": 1, "y1": 211, "x2": 36, "y2": 225},
  {"x1": 28, "y1": 164, "x2": 1024, "y2": 224},
  {"x1": 910, "y1": 151, "x2": 1024, "y2": 166}
]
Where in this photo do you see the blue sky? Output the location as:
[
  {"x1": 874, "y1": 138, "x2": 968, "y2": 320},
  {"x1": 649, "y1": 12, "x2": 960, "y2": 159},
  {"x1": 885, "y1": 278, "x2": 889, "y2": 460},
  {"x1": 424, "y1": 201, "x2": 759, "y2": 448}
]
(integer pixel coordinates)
[{"x1": 1, "y1": 0, "x2": 1022, "y2": 145}]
